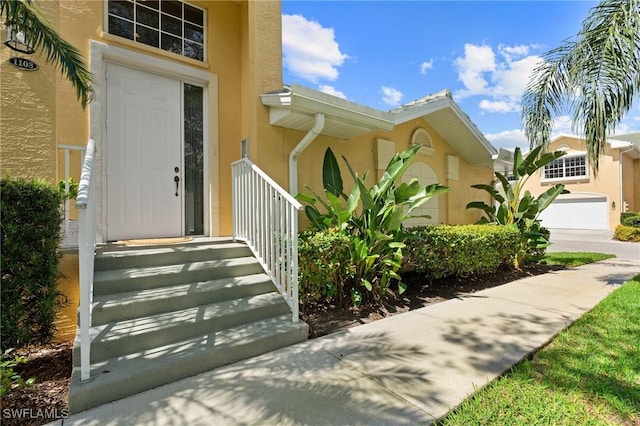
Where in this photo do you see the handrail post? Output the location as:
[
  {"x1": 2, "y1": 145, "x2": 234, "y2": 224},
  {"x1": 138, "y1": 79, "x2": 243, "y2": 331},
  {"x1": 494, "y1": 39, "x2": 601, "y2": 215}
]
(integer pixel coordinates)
[
  {"x1": 76, "y1": 139, "x2": 96, "y2": 382},
  {"x1": 231, "y1": 157, "x2": 303, "y2": 322}
]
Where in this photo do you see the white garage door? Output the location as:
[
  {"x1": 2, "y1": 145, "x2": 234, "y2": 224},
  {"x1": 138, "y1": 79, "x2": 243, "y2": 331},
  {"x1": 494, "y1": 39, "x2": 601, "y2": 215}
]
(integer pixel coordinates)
[{"x1": 538, "y1": 194, "x2": 608, "y2": 230}]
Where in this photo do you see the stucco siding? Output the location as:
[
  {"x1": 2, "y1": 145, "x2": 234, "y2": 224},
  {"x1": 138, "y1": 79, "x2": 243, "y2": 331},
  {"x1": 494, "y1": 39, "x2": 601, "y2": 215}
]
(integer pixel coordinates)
[{"x1": 521, "y1": 136, "x2": 625, "y2": 230}]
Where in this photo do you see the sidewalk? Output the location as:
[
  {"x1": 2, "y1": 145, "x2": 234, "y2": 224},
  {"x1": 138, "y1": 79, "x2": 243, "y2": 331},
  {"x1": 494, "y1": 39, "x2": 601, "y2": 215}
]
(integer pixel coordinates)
[{"x1": 58, "y1": 258, "x2": 639, "y2": 426}]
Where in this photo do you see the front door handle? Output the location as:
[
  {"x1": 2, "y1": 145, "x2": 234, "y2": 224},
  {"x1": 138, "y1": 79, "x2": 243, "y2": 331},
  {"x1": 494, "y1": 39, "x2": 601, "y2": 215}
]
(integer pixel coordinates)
[{"x1": 174, "y1": 175, "x2": 180, "y2": 196}]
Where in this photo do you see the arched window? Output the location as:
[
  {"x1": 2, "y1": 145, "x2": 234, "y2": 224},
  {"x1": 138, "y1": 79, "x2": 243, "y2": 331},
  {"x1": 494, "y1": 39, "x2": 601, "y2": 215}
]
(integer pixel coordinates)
[{"x1": 411, "y1": 128, "x2": 434, "y2": 156}]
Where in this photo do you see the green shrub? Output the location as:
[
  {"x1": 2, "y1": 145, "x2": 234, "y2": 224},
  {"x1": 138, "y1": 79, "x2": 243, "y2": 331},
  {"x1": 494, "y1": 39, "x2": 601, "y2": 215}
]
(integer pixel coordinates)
[
  {"x1": 466, "y1": 146, "x2": 568, "y2": 268},
  {"x1": 298, "y1": 229, "x2": 354, "y2": 310},
  {"x1": 402, "y1": 225, "x2": 520, "y2": 279},
  {"x1": 297, "y1": 145, "x2": 449, "y2": 305},
  {"x1": 614, "y1": 224, "x2": 640, "y2": 242},
  {"x1": 1, "y1": 348, "x2": 35, "y2": 397},
  {"x1": 620, "y1": 212, "x2": 640, "y2": 228},
  {"x1": 1, "y1": 177, "x2": 66, "y2": 351}
]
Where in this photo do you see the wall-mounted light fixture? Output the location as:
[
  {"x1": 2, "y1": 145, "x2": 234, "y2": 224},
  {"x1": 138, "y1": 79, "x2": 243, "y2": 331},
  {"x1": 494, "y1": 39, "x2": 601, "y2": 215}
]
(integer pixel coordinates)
[
  {"x1": 611, "y1": 201, "x2": 616, "y2": 210},
  {"x1": 4, "y1": 23, "x2": 35, "y2": 54}
]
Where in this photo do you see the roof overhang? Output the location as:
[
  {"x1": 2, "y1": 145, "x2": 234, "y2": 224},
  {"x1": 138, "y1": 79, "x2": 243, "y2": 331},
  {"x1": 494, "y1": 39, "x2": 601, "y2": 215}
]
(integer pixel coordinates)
[
  {"x1": 260, "y1": 84, "x2": 394, "y2": 139},
  {"x1": 391, "y1": 93, "x2": 497, "y2": 167},
  {"x1": 261, "y1": 84, "x2": 498, "y2": 166},
  {"x1": 608, "y1": 137, "x2": 640, "y2": 159}
]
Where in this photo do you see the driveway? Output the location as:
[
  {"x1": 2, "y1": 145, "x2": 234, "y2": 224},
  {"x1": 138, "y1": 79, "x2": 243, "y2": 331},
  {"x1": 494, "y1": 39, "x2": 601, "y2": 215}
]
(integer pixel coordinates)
[{"x1": 548, "y1": 229, "x2": 640, "y2": 262}]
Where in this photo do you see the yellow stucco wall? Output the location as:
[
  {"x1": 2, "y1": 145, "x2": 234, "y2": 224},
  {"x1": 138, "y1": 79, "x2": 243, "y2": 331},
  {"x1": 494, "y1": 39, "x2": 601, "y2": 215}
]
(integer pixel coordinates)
[
  {"x1": 290, "y1": 119, "x2": 493, "y2": 229},
  {"x1": 56, "y1": 252, "x2": 80, "y2": 342},
  {"x1": 0, "y1": 1, "x2": 59, "y2": 182},
  {"x1": 520, "y1": 135, "x2": 629, "y2": 230},
  {"x1": 1, "y1": 0, "x2": 282, "y2": 337}
]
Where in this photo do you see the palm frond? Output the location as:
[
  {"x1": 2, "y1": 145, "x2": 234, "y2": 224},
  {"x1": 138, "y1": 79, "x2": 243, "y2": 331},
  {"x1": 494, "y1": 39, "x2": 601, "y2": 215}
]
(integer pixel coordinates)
[
  {"x1": 1, "y1": 0, "x2": 93, "y2": 109},
  {"x1": 521, "y1": 0, "x2": 640, "y2": 175}
]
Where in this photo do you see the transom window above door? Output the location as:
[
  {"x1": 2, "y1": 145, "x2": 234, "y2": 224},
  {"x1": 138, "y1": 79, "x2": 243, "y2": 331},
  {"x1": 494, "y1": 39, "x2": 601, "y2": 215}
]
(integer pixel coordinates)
[{"x1": 107, "y1": 0, "x2": 205, "y2": 61}]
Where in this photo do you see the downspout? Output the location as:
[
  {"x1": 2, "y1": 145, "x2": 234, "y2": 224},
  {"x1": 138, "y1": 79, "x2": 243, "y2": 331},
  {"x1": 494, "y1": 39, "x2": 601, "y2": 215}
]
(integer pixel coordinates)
[
  {"x1": 289, "y1": 113, "x2": 325, "y2": 195},
  {"x1": 619, "y1": 144, "x2": 635, "y2": 216}
]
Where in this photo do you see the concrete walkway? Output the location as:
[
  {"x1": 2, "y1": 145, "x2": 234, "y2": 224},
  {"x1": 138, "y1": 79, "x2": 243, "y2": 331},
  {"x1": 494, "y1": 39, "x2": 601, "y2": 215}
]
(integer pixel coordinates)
[{"x1": 58, "y1": 258, "x2": 639, "y2": 426}]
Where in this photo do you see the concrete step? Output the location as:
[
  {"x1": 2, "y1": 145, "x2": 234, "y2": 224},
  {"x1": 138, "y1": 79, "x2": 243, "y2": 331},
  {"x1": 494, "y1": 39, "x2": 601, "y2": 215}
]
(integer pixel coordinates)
[
  {"x1": 68, "y1": 314, "x2": 309, "y2": 414},
  {"x1": 93, "y1": 256, "x2": 264, "y2": 295},
  {"x1": 90, "y1": 273, "x2": 275, "y2": 325},
  {"x1": 75, "y1": 292, "x2": 290, "y2": 363},
  {"x1": 95, "y1": 241, "x2": 252, "y2": 271}
]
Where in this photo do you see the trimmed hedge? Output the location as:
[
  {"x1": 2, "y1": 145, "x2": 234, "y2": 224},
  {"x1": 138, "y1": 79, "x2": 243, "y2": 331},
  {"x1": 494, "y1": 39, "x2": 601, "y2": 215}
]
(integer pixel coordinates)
[
  {"x1": 1, "y1": 178, "x2": 66, "y2": 351},
  {"x1": 298, "y1": 228, "x2": 354, "y2": 310},
  {"x1": 614, "y1": 224, "x2": 640, "y2": 242},
  {"x1": 402, "y1": 225, "x2": 520, "y2": 279},
  {"x1": 620, "y1": 212, "x2": 640, "y2": 228}
]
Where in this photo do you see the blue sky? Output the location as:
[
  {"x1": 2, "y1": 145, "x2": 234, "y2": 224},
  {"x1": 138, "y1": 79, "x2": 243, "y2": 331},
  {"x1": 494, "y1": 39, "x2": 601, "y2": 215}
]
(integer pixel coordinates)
[{"x1": 281, "y1": 1, "x2": 640, "y2": 151}]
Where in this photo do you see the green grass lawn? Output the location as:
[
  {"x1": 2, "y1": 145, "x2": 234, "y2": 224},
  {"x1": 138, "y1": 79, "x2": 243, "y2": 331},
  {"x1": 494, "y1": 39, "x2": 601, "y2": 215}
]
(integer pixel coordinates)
[
  {"x1": 438, "y1": 274, "x2": 640, "y2": 426},
  {"x1": 539, "y1": 251, "x2": 616, "y2": 267}
]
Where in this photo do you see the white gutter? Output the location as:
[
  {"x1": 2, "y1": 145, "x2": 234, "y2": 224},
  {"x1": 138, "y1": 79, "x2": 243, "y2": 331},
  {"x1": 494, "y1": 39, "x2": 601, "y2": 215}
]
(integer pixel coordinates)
[
  {"x1": 619, "y1": 143, "x2": 635, "y2": 214},
  {"x1": 289, "y1": 113, "x2": 325, "y2": 195}
]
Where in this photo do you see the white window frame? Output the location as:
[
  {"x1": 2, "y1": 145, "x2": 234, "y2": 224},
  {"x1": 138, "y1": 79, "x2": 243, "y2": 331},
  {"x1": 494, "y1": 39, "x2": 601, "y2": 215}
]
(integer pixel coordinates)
[
  {"x1": 104, "y1": 0, "x2": 207, "y2": 62},
  {"x1": 411, "y1": 128, "x2": 435, "y2": 156},
  {"x1": 541, "y1": 152, "x2": 589, "y2": 183}
]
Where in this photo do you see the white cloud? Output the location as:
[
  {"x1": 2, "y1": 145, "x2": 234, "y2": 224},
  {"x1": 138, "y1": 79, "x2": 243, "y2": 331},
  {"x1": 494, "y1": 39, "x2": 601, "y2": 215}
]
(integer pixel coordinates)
[
  {"x1": 486, "y1": 115, "x2": 578, "y2": 151},
  {"x1": 479, "y1": 99, "x2": 518, "y2": 113},
  {"x1": 282, "y1": 14, "x2": 349, "y2": 84},
  {"x1": 381, "y1": 86, "x2": 403, "y2": 106},
  {"x1": 318, "y1": 85, "x2": 347, "y2": 99},
  {"x1": 550, "y1": 115, "x2": 574, "y2": 137},
  {"x1": 454, "y1": 44, "x2": 495, "y2": 95},
  {"x1": 498, "y1": 44, "x2": 530, "y2": 62},
  {"x1": 420, "y1": 59, "x2": 434, "y2": 75},
  {"x1": 485, "y1": 129, "x2": 529, "y2": 151},
  {"x1": 454, "y1": 43, "x2": 544, "y2": 114}
]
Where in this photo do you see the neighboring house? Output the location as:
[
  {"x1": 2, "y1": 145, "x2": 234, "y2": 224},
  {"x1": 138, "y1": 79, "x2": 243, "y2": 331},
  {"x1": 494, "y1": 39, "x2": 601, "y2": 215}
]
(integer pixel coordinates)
[{"x1": 520, "y1": 134, "x2": 640, "y2": 231}]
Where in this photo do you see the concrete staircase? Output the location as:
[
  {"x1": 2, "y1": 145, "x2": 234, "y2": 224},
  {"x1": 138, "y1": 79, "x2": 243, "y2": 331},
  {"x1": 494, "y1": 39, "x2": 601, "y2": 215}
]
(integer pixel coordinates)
[{"x1": 68, "y1": 240, "x2": 308, "y2": 413}]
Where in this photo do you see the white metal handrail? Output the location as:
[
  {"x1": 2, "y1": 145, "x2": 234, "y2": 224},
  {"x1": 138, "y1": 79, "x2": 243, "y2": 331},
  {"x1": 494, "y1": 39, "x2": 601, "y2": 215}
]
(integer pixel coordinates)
[
  {"x1": 232, "y1": 158, "x2": 303, "y2": 322},
  {"x1": 58, "y1": 144, "x2": 86, "y2": 247},
  {"x1": 76, "y1": 139, "x2": 96, "y2": 381}
]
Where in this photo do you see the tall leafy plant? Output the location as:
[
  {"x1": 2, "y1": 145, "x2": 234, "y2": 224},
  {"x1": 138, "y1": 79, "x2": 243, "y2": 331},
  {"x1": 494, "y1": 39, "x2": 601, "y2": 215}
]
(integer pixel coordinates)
[
  {"x1": 466, "y1": 146, "x2": 568, "y2": 268},
  {"x1": 297, "y1": 145, "x2": 450, "y2": 305}
]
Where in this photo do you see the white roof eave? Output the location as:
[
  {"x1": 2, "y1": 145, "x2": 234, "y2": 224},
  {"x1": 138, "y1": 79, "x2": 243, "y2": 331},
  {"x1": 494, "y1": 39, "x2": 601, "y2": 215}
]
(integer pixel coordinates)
[
  {"x1": 261, "y1": 85, "x2": 499, "y2": 164},
  {"x1": 261, "y1": 85, "x2": 394, "y2": 139}
]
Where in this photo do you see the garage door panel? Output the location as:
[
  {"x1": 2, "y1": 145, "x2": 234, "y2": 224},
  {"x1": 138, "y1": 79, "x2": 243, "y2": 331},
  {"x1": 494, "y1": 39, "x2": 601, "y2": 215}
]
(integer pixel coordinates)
[{"x1": 538, "y1": 196, "x2": 608, "y2": 230}]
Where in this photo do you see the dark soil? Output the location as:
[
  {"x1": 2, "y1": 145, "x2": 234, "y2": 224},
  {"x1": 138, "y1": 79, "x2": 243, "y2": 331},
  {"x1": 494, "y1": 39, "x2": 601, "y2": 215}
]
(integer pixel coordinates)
[
  {"x1": 0, "y1": 263, "x2": 562, "y2": 421},
  {"x1": 301, "y1": 263, "x2": 563, "y2": 338}
]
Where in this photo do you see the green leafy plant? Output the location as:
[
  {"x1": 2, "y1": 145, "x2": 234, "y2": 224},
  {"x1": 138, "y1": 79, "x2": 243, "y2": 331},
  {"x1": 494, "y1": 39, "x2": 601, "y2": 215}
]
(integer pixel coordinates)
[
  {"x1": 58, "y1": 176, "x2": 78, "y2": 200},
  {"x1": 297, "y1": 145, "x2": 450, "y2": 305},
  {"x1": 620, "y1": 212, "x2": 640, "y2": 228},
  {"x1": 298, "y1": 229, "x2": 355, "y2": 309},
  {"x1": 402, "y1": 225, "x2": 520, "y2": 279},
  {"x1": 466, "y1": 146, "x2": 568, "y2": 268},
  {"x1": 614, "y1": 224, "x2": 640, "y2": 242},
  {"x1": 1, "y1": 177, "x2": 66, "y2": 351},
  {"x1": 1, "y1": 348, "x2": 35, "y2": 397}
]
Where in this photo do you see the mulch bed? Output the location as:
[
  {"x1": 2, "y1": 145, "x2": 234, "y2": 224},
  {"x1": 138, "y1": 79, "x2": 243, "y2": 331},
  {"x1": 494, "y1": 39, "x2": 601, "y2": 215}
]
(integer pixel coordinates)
[
  {"x1": 1, "y1": 341, "x2": 72, "y2": 426},
  {"x1": 0, "y1": 263, "x2": 562, "y2": 422},
  {"x1": 302, "y1": 263, "x2": 562, "y2": 338}
]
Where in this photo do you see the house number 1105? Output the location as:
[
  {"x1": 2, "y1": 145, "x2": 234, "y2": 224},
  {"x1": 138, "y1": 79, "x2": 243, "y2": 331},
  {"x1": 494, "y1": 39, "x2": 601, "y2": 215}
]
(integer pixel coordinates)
[{"x1": 9, "y1": 57, "x2": 39, "y2": 71}]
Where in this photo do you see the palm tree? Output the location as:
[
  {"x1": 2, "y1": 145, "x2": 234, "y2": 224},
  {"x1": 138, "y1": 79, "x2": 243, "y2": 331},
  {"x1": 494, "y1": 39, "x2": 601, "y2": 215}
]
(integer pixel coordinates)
[
  {"x1": 521, "y1": 0, "x2": 640, "y2": 174},
  {"x1": 1, "y1": 0, "x2": 92, "y2": 108}
]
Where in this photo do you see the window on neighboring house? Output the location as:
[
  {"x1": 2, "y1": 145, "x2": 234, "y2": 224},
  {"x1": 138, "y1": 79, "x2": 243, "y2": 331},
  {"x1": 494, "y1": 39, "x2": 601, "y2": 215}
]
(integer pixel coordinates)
[
  {"x1": 543, "y1": 155, "x2": 588, "y2": 180},
  {"x1": 107, "y1": 0, "x2": 205, "y2": 62}
]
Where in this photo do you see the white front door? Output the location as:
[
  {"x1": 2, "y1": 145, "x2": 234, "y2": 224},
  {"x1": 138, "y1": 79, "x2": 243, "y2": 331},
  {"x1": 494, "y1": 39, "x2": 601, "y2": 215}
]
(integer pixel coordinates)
[{"x1": 106, "y1": 63, "x2": 182, "y2": 241}]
